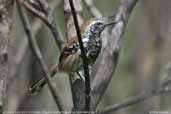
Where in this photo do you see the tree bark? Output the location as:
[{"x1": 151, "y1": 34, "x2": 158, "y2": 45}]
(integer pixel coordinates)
[
  {"x1": 0, "y1": 0, "x2": 13, "y2": 112},
  {"x1": 64, "y1": 0, "x2": 86, "y2": 111},
  {"x1": 91, "y1": 0, "x2": 138, "y2": 109}
]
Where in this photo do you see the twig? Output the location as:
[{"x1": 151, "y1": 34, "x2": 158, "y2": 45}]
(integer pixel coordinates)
[
  {"x1": 64, "y1": 0, "x2": 85, "y2": 111},
  {"x1": 97, "y1": 59, "x2": 171, "y2": 114},
  {"x1": 91, "y1": 0, "x2": 138, "y2": 109},
  {"x1": 98, "y1": 77, "x2": 171, "y2": 114},
  {"x1": 17, "y1": 0, "x2": 65, "y2": 50},
  {"x1": 17, "y1": 3, "x2": 64, "y2": 111},
  {"x1": 8, "y1": 1, "x2": 62, "y2": 110},
  {"x1": 68, "y1": 0, "x2": 91, "y2": 111},
  {"x1": 9, "y1": 0, "x2": 61, "y2": 91},
  {"x1": 83, "y1": 0, "x2": 102, "y2": 18},
  {"x1": 36, "y1": 0, "x2": 65, "y2": 49}
]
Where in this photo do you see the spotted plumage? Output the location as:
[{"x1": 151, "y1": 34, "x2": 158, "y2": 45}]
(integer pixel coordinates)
[
  {"x1": 29, "y1": 19, "x2": 116, "y2": 94},
  {"x1": 59, "y1": 19, "x2": 106, "y2": 73}
]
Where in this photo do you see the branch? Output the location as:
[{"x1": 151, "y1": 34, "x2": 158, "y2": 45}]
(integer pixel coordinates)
[
  {"x1": 17, "y1": 0, "x2": 65, "y2": 50},
  {"x1": 98, "y1": 65, "x2": 171, "y2": 114},
  {"x1": 83, "y1": 0, "x2": 103, "y2": 18},
  {"x1": 17, "y1": 3, "x2": 64, "y2": 111},
  {"x1": 91, "y1": 0, "x2": 138, "y2": 109},
  {"x1": 8, "y1": 0, "x2": 61, "y2": 92},
  {"x1": 68, "y1": 0, "x2": 91, "y2": 111},
  {"x1": 0, "y1": 0, "x2": 14, "y2": 112},
  {"x1": 64, "y1": 0, "x2": 85, "y2": 111},
  {"x1": 98, "y1": 88, "x2": 171, "y2": 114}
]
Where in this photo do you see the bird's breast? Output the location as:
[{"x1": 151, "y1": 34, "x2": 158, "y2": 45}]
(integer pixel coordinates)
[{"x1": 58, "y1": 36, "x2": 102, "y2": 73}]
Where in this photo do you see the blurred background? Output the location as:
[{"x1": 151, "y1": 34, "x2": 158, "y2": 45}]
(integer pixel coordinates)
[{"x1": 6, "y1": 0, "x2": 171, "y2": 114}]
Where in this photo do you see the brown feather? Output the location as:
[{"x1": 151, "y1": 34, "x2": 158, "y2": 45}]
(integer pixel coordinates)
[{"x1": 58, "y1": 20, "x2": 94, "y2": 72}]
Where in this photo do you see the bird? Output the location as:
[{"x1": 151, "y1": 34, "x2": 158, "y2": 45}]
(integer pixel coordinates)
[{"x1": 29, "y1": 19, "x2": 117, "y2": 94}]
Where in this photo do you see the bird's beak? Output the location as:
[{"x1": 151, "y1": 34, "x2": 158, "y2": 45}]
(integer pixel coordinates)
[
  {"x1": 100, "y1": 21, "x2": 117, "y2": 33},
  {"x1": 105, "y1": 21, "x2": 117, "y2": 27}
]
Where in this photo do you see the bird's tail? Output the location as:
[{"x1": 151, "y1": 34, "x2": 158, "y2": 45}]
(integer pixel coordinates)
[{"x1": 29, "y1": 64, "x2": 58, "y2": 95}]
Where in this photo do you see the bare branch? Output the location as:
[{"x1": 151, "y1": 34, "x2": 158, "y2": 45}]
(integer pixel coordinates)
[
  {"x1": 68, "y1": 0, "x2": 91, "y2": 111},
  {"x1": 83, "y1": 0, "x2": 102, "y2": 18},
  {"x1": 91, "y1": 0, "x2": 138, "y2": 109},
  {"x1": 0, "y1": 0, "x2": 14, "y2": 112},
  {"x1": 64, "y1": 0, "x2": 85, "y2": 111},
  {"x1": 98, "y1": 65, "x2": 171, "y2": 114},
  {"x1": 7, "y1": 1, "x2": 62, "y2": 110},
  {"x1": 98, "y1": 88, "x2": 171, "y2": 114},
  {"x1": 17, "y1": 3, "x2": 64, "y2": 111},
  {"x1": 8, "y1": 0, "x2": 62, "y2": 91},
  {"x1": 17, "y1": 0, "x2": 65, "y2": 50}
]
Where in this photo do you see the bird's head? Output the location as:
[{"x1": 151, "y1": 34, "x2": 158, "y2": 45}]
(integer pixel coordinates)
[{"x1": 84, "y1": 19, "x2": 117, "y2": 37}]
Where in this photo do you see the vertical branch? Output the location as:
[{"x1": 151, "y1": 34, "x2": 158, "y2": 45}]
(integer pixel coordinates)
[
  {"x1": 64, "y1": 0, "x2": 86, "y2": 111},
  {"x1": 0, "y1": 0, "x2": 13, "y2": 112},
  {"x1": 17, "y1": 3, "x2": 64, "y2": 111},
  {"x1": 7, "y1": 2, "x2": 62, "y2": 110},
  {"x1": 68, "y1": 0, "x2": 91, "y2": 111},
  {"x1": 91, "y1": 0, "x2": 138, "y2": 109},
  {"x1": 9, "y1": 0, "x2": 62, "y2": 86},
  {"x1": 84, "y1": 0, "x2": 103, "y2": 18}
]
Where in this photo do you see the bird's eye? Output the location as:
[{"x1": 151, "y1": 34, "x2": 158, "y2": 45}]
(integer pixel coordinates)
[
  {"x1": 73, "y1": 44, "x2": 76, "y2": 47},
  {"x1": 97, "y1": 23, "x2": 101, "y2": 25},
  {"x1": 73, "y1": 43, "x2": 79, "y2": 48}
]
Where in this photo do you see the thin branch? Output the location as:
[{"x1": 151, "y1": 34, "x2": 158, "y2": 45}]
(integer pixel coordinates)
[
  {"x1": 35, "y1": 0, "x2": 65, "y2": 49},
  {"x1": 68, "y1": 0, "x2": 91, "y2": 111},
  {"x1": 17, "y1": 0, "x2": 65, "y2": 50},
  {"x1": 17, "y1": 3, "x2": 64, "y2": 111},
  {"x1": 83, "y1": 0, "x2": 103, "y2": 18},
  {"x1": 91, "y1": 0, "x2": 138, "y2": 109},
  {"x1": 64, "y1": 0, "x2": 85, "y2": 111},
  {"x1": 98, "y1": 74, "x2": 171, "y2": 114},
  {"x1": 9, "y1": 0, "x2": 62, "y2": 90},
  {"x1": 98, "y1": 89, "x2": 171, "y2": 114},
  {"x1": 7, "y1": 1, "x2": 62, "y2": 111}
]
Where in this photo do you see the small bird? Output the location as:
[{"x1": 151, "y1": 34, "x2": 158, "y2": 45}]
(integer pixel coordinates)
[{"x1": 29, "y1": 19, "x2": 117, "y2": 94}]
